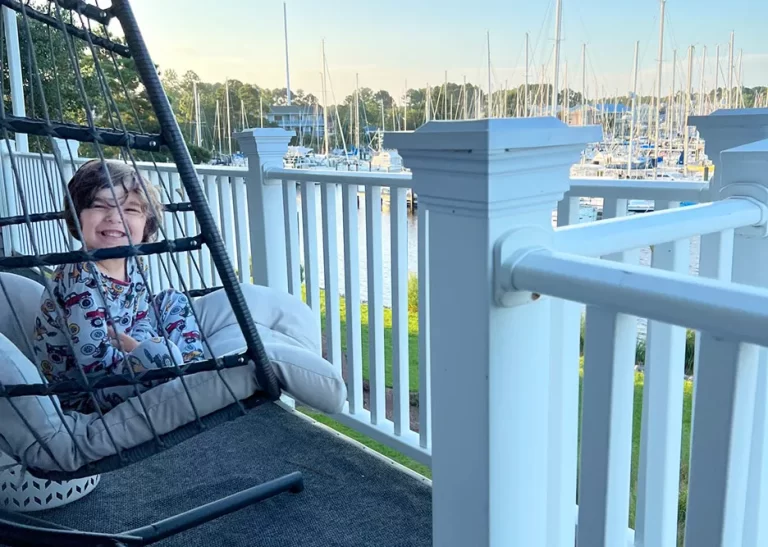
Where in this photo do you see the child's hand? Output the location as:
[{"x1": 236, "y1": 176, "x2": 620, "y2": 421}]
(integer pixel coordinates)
[{"x1": 107, "y1": 327, "x2": 139, "y2": 352}]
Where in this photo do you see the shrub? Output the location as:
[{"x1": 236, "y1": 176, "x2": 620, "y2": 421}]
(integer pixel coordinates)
[
  {"x1": 407, "y1": 273, "x2": 418, "y2": 313},
  {"x1": 580, "y1": 315, "x2": 697, "y2": 375}
]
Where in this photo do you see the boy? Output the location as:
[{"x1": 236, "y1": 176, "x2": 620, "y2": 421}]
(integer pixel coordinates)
[{"x1": 32, "y1": 159, "x2": 204, "y2": 412}]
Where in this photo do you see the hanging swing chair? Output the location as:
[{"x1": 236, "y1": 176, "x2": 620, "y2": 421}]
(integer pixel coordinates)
[{"x1": 0, "y1": 0, "x2": 346, "y2": 544}]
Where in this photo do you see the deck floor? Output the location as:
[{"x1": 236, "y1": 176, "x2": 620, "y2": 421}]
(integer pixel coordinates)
[{"x1": 10, "y1": 403, "x2": 432, "y2": 546}]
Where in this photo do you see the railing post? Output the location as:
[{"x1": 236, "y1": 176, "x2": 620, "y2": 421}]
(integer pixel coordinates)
[
  {"x1": 686, "y1": 138, "x2": 768, "y2": 547},
  {"x1": 387, "y1": 118, "x2": 600, "y2": 547},
  {"x1": 234, "y1": 128, "x2": 293, "y2": 291},
  {"x1": 687, "y1": 111, "x2": 768, "y2": 546}
]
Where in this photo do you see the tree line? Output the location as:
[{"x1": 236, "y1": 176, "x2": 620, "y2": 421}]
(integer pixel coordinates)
[{"x1": 3, "y1": 3, "x2": 766, "y2": 160}]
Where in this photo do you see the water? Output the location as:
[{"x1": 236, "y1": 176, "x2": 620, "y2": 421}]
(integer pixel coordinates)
[{"x1": 298, "y1": 188, "x2": 702, "y2": 333}]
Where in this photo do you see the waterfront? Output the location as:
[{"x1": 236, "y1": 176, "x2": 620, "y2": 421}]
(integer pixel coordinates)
[{"x1": 297, "y1": 189, "x2": 702, "y2": 319}]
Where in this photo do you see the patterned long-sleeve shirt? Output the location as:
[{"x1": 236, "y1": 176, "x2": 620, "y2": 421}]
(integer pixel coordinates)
[{"x1": 32, "y1": 259, "x2": 157, "y2": 401}]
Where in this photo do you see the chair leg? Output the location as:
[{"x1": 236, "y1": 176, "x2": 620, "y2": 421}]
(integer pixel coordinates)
[
  {"x1": 0, "y1": 471, "x2": 303, "y2": 547},
  {"x1": 0, "y1": 510, "x2": 141, "y2": 546},
  {"x1": 123, "y1": 471, "x2": 304, "y2": 545}
]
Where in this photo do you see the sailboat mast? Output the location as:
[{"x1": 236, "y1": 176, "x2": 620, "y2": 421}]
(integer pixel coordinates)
[
  {"x1": 225, "y1": 79, "x2": 232, "y2": 155},
  {"x1": 193, "y1": 80, "x2": 201, "y2": 147},
  {"x1": 524, "y1": 33, "x2": 529, "y2": 117},
  {"x1": 698, "y1": 46, "x2": 706, "y2": 115},
  {"x1": 462, "y1": 75, "x2": 468, "y2": 119},
  {"x1": 668, "y1": 49, "x2": 676, "y2": 160},
  {"x1": 628, "y1": 40, "x2": 639, "y2": 177},
  {"x1": 737, "y1": 49, "x2": 743, "y2": 108},
  {"x1": 581, "y1": 44, "x2": 586, "y2": 125},
  {"x1": 684, "y1": 45, "x2": 694, "y2": 170},
  {"x1": 443, "y1": 70, "x2": 448, "y2": 119},
  {"x1": 404, "y1": 79, "x2": 408, "y2": 130},
  {"x1": 426, "y1": 83, "x2": 431, "y2": 122},
  {"x1": 321, "y1": 40, "x2": 329, "y2": 155},
  {"x1": 563, "y1": 61, "x2": 568, "y2": 123},
  {"x1": 486, "y1": 31, "x2": 492, "y2": 118},
  {"x1": 714, "y1": 45, "x2": 720, "y2": 109},
  {"x1": 215, "y1": 99, "x2": 221, "y2": 154},
  {"x1": 653, "y1": 0, "x2": 666, "y2": 179},
  {"x1": 283, "y1": 2, "x2": 291, "y2": 105},
  {"x1": 551, "y1": 0, "x2": 563, "y2": 117},
  {"x1": 354, "y1": 73, "x2": 360, "y2": 151},
  {"x1": 727, "y1": 31, "x2": 734, "y2": 108}
]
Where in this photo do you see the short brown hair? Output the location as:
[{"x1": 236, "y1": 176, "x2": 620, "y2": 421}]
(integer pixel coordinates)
[{"x1": 63, "y1": 159, "x2": 163, "y2": 243}]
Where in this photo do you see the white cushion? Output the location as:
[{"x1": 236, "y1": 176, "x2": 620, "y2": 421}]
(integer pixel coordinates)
[
  {"x1": 0, "y1": 272, "x2": 46, "y2": 362},
  {"x1": 0, "y1": 279, "x2": 346, "y2": 473},
  {"x1": 193, "y1": 285, "x2": 346, "y2": 414}
]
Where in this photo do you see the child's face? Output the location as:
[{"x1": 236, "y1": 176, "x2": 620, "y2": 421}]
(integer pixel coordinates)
[{"x1": 79, "y1": 186, "x2": 147, "y2": 249}]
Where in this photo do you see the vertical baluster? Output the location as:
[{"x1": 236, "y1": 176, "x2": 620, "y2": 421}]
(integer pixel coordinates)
[
  {"x1": 417, "y1": 202, "x2": 431, "y2": 449},
  {"x1": 321, "y1": 182, "x2": 342, "y2": 370},
  {"x1": 34, "y1": 158, "x2": 50, "y2": 254},
  {"x1": 202, "y1": 174, "x2": 219, "y2": 286},
  {"x1": 685, "y1": 336, "x2": 758, "y2": 546},
  {"x1": 391, "y1": 186, "x2": 410, "y2": 435},
  {"x1": 231, "y1": 176, "x2": 250, "y2": 283},
  {"x1": 31, "y1": 158, "x2": 45, "y2": 254},
  {"x1": 635, "y1": 201, "x2": 690, "y2": 547},
  {"x1": 578, "y1": 306, "x2": 638, "y2": 547},
  {"x1": 365, "y1": 185, "x2": 386, "y2": 424},
  {"x1": 557, "y1": 194, "x2": 580, "y2": 227},
  {"x1": 150, "y1": 170, "x2": 172, "y2": 291},
  {"x1": 549, "y1": 185, "x2": 581, "y2": 547},
  {"x1": 283, "y1": 180, "x2": 301, "y2": 295},
  {"x1": 182, "y1": 174, "x2": 200, "y2": 289},
  {"x1": 342, "y1": 184, "x2": 363, "y2": 413},
  {"x1": 218, "y1": 175, "x2": 237, "y2": 271},
  {"x1": 169, "y1": 172, "x2": 192, "y2": 288},
  {"x1": 0, "y1": 141, "x2": 19, "y2": 256},
  {"x1": 301, "y1": 181, "x2": 321, "y2": 328}
]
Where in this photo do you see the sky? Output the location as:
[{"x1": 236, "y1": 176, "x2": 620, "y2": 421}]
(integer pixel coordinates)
[{"x1": 127, "y1": 0, "x2": 768, "y2": 102}]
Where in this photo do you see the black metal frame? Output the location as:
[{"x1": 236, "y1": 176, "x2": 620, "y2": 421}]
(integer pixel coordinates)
[
  {"x1": 0, "y1": 472, "x2": 304, "y2": 546},
  {"x1": 0, "y1": 0, "x2": 304, "y2": 542},
  {"x1": 110, "y1": 0, "x2": 282, "y2": 401}
]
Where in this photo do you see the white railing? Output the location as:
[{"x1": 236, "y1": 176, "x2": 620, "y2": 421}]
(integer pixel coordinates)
[{"x1": 3, "y1": 111, "x2": 768, "y2": 546}]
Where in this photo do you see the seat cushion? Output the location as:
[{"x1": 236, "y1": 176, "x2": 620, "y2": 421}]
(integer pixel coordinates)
[
  {"x1": 193, "y1": 285, "x2": 346, "y2": 414},
  {"x1": 0, "y1": 281, "x2": 346, "y2": 474}
]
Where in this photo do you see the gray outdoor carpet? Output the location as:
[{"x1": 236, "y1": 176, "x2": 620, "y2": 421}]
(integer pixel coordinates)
[{"x1": 7, "y1": 403, "x2": 432, "y2": 546}]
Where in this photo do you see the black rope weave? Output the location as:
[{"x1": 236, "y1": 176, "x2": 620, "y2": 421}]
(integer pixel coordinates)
[
  {"x1": 0, "y1": 202, "x2": 195, "y2": 227},
  {"x1": 0, "y1": 0, "x2": 128, "y2": 56},
  {"x1": 50, "y1": 0, "x2": 114, "y2": 25},
  {"x1": 0, "y1": 115, "x2": 162, "y2": 151},
  {"x1": 0, "y1": 351, "x2": 251, "y2": 397},
  {"x1": 0, "y1": 235, "x2": 203, "y2": 269}
]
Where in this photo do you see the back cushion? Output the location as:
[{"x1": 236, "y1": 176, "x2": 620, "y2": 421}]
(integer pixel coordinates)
[{"x1": 0, "y1": 272, "x2": 45, "y2": 362}]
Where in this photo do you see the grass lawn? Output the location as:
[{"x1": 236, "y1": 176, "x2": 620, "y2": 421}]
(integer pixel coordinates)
[{"x1": 303, "y1": 287, "x2": 695, "y2": 537}]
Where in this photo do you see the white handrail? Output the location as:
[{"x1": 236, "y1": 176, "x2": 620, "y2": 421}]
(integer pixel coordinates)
[
  {"x1": 265, "y1": 166, "x2": 413, "y2": 188},
  {"x1": 569, "y1": 178, "x2": 707, "y2": 202},
  {"x1": 555, "y1": 198, "x2": 763, "y2": 257},
  {"x1": 511, "y1": 249, "x2": 768, "y2": 348}
]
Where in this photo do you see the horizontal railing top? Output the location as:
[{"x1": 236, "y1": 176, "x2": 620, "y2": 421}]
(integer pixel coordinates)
[
  {"x1": 9, "y1": 152, "x2": 248, "y2": 178},
  {"x1": 555, "y1": 198, "x2": 763, "y2": 257},
  {"x1": 568, "y1": 178, "x2": 708, "y2": 202},
  {"x1": 511, "y1": 249, "x2": 768, "y2": 348},
  {"x1": 265, "y1": 166, "x2": 414, "y2": 188},
  {"x1": 7, "y1": 150, "x2": 715, "y2": 203}
]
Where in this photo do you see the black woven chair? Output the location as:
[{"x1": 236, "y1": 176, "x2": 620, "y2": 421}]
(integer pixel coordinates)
[{"x1": 0, "y1": 1, "x2": 314, "y2": 544}]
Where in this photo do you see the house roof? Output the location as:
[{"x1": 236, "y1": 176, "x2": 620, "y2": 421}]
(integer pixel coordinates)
[{"x1": 270, "y1": 105, "x2": 323, "y2": 114}]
